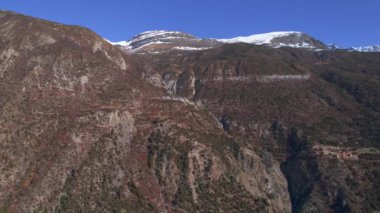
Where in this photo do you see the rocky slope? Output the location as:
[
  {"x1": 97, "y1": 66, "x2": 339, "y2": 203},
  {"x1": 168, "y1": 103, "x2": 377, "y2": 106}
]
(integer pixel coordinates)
[{"x1": 0, "y1": 11, "x2": 291, "y2": 212}]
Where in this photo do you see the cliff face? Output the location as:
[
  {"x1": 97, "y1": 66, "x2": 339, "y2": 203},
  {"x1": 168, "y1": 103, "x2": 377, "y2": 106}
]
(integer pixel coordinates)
[{"x1": 0, "y1": 11, "x2": 292, "y2": 212}]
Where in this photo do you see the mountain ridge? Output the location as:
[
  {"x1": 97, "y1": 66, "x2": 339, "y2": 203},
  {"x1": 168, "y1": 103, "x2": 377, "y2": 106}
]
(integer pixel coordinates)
[
  {"x1": 352, "y1": 45, "x2": 380, "y2": 52},
  {"x1": 110, "y1": 30, "x2": 380, "y2": 53}
]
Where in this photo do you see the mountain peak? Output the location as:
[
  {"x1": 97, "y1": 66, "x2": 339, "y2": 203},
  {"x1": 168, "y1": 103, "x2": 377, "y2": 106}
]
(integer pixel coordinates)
[
  {"x1": 109, "y1": 30, "x2": 220, "y2": 53},
  {"x1": 218, "y1": 31, "x2": 326, "y2": 49}
]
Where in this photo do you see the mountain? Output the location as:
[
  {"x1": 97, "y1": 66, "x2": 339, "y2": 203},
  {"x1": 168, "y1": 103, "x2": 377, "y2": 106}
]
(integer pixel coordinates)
[
  {"x1": 0, "y1": 11, "x2": 290, "y2": 213},
  {"x1": 111, "y1": 30, "x2": 380, "y2": 54},
  {"x1": 218, "y1": 31, "x2": 327, "y2": 49},
  {"x1": 353, "y1": 45, "x2": 380, "y2": 52},
  {"x1": 110, "y1": 30, "x2": 221, "y2": 53},
  {"x1": 1, "y1": 10, "x2": 380, "y2": 213}
]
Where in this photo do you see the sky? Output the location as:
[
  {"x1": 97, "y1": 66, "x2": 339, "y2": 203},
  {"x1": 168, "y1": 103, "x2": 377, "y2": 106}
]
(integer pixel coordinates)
[{"x1": 1, "y1": 0, "x2": 379, "y2": 47}]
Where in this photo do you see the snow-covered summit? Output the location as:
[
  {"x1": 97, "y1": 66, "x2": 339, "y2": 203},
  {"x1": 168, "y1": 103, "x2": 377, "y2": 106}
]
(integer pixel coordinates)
[{"x1": 218, "y1": 31, "x2": 326, "y2": 49}]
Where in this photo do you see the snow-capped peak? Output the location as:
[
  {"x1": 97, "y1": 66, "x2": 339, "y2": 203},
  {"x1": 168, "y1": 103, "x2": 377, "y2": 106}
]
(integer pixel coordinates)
[
  {"x1": 352, "y1": 45, "x2": 380, "y2": 52},
  {"x1": 218, "y1": 31, "x2": 326, "y2": 49},
  {"x1": 108, "y1": 30, "x2": 220, "y2": 53}
]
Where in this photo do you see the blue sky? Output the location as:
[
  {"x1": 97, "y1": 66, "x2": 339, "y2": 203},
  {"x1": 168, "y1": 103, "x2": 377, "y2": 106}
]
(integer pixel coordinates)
[{"x1": 1, "y1": 0, "x2": 379, "y2": 47}]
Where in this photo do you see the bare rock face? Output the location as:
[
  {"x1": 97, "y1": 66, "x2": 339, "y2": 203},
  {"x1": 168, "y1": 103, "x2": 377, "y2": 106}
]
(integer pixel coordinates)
[{"x1": 0, "y1": 11, "x2": 292, "y2": 212}]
